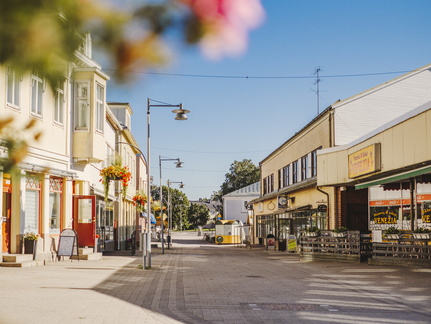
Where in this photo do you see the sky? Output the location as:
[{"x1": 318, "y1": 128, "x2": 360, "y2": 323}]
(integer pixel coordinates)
[{"x1": 105, "y1": 0, "x2": 431, "y2": 201}]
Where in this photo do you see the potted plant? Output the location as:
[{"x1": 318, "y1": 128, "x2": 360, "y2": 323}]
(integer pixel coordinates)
[
  {"x1": 100, "y1": 156, "x2": 132, "y2": 201},
  {"x1": 385, "y1": 226, "x2": 401, "y2": 239},
  {"x1": 412, "y1": 227, "x2": 431, "y2": 239},
  {"x1": 332, "y1": 226, "x2": 348, "y2": 237},
  {"x1": 304, "y1": 226, "x2": 320, "y2": 237},
  {"x1": 23, "y1": 232, "x2": 38, "y2": 254}
]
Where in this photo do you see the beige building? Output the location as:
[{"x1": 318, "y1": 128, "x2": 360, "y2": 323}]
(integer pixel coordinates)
[
  {"x1": 0, "y1": 35, "x2": 146, "y2": 262},
  {"x1": 318, "y1": 101, "x2": 431, "y2": 232},
  {"x1": 251, "y1": 63, "x2": 431, "y2": 249}
]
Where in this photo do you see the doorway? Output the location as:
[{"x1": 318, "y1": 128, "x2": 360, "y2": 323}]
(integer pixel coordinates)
[{"x1": 2, "y1": 183, "x2": 11, "y2": 253}]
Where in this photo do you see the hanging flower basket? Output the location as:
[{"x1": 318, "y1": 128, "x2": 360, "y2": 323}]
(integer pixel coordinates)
[
  {"x1": 132, "y1": 193, "x2": 147, "y2": 211},
  {"x1": 100, "y1": 164, "x2": 132, "y2": 200}
]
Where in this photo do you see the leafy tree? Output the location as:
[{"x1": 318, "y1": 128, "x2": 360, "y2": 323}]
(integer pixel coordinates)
[
  {"x1": 151, "y1": 184, "x2": 189, "y2": 230},
  {"x1": 0, "y1": 0, "x2": 265, "y2": 87},
  {"x1": 188, "y1": 203, "x2": 210, "y2": 228},
  {"x1": 212, "y1": 159, "x2": 260, "y2": 215}
]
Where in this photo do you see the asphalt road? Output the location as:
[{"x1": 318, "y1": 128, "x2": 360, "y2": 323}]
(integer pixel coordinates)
[{"x1": 1, "y1": 231, "x2": 430, "y2": 323}]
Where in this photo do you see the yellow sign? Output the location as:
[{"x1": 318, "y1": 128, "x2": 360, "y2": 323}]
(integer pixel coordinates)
[
  {"x1": 348, "y1": 143, "x2": 381, "y2": 178},
  {"x1": 288, "y1": 239, "x2": 297, "y2": 251}
]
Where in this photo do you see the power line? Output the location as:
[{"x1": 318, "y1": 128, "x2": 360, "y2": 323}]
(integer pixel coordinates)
[{"x1": 104, "y1": 68, "x2": 409, "y2": 80}]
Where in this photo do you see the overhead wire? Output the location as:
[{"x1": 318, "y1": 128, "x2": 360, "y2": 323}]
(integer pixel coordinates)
[{"x1": 104, "y1": 68, "x2": 409, "y2": 80}]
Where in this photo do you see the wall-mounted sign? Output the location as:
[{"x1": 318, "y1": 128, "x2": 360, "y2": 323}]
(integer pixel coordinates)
[
  {"x1": 348, "y1": 143, "x2": 381, "y2": 178},
  {"x1": 317, "y1": 204, "x2": 328, "y2": 213},
  {"x1": 277, "y1": 195, "x2": 289, "y2": 209}
]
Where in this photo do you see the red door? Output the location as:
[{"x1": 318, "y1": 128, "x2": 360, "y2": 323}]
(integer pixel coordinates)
[
  {"x1": 2, "y1": 188, "x2": 11, "y2": 253},
  {"x1": 73, "y1": 195, "x2": 96, "y2": 247}
]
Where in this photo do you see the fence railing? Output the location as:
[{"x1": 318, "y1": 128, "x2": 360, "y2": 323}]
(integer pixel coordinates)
[{"x1": 299, "y1": 230, "x2": 372, "y2": 262}]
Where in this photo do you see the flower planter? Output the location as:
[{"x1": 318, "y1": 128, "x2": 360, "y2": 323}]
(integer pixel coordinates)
[
  {"x1": 386, "y1": 234, "x2": 401, "y2": 240},
  {"x1": 413, "y1": 233, "x2": 431, "y2": 239},
  {"x1": 24, "y1": 239, "x2": 36, "y2": 254},
  {"x1": 332, "y1": 232, "x2": 347, "y2": 238}
]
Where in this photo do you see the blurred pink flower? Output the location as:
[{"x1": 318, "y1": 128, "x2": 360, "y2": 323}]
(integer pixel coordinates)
[{"x1": 182, "y1": 0, "x2": 265, "y2": 59}]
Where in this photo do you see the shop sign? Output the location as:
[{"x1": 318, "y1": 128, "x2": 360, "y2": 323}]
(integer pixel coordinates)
[
  {"x1": 348, "y1": 143, "x2": 381, "y2": 178},
  {"x1": 317, "y1": 204, "x2": 328, "y2": 213}
]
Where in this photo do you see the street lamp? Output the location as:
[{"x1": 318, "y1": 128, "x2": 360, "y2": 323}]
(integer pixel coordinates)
[
  {"x1": 159, "y1": 156, "x2": 183, "y2": 254},
  {"x1": 145, "y1": 98, "x2": 190, "y2": 269},
  {"x1": 167, "y1": 180, "x2": 184, "y2": 249}
]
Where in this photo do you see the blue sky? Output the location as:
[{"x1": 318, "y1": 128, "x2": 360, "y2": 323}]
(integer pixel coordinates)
[{"x1": 105, "y1": 0, "x2": 431, "y2": 201}]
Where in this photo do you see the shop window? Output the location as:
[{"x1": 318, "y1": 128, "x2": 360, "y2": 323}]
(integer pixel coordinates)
[
  {"x1": 49, "y1": 178, "x2": 63, "y2": 234},
  {"x1": 25, "y1": 176, "x2": 41, "y2": 233}
]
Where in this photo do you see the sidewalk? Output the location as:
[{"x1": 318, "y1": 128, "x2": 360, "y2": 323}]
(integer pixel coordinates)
[{"x1": 1, "y1": 231, "x2": 430, "y2": 324}]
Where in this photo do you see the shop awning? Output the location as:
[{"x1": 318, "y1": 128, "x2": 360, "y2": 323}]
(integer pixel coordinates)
[{"x1": 355, "y1": 165, "x2": 431, "y2": 190}]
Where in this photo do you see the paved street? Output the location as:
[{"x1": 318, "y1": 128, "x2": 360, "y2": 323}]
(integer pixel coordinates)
[{"x1": 1, "y1": 232, "x2": 430, "y2": 324}]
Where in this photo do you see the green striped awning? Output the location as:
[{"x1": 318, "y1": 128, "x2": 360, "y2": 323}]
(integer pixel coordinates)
[{"x1": 355, "y1": 165, "x2": 431, "y2": 190}]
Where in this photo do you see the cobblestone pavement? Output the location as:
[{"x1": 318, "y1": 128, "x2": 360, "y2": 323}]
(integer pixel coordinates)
[{"x1": 1, "y1": 232, "x2": 430, "y2": 324}]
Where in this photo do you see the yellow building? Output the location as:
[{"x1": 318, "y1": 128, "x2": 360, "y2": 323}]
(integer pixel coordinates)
[
  {"x1": 252, "y1": 64, "x2": 431, "y2": 250},
  {"x1": 318, "y1": 102, "x2": 431, "y2": 232}
]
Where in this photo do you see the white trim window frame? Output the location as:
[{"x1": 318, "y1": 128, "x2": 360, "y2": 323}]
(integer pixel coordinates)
[
  {"x1": 6, "y1": 67, "x2": 20, "y2": 108},
  {"x1": 301, "y1": 154, "x2": 308, "y2": 180},
  {"x1": 54, "y1": 81, "x2": 65, "y2": 125},
  {"x1": 95, "y1": 83, "x2": 105, "y2": 132},
  {"x1": 31, "y1": 71, "x2": 44, "y2": 117},
  {"x1": 74, "y1": 81, "x2": 90, "y2": 131}
]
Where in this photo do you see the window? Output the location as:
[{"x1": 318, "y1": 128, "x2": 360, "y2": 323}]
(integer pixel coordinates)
[
  {"x1": 279, "y1": 165, "x2": 290, "y2": 189},
  {"x1": 311, "y1": 149, "x2": 318, "y2": 177},
  {"x1": 7, "y1": 68, "x2": 20, "y2": 107},
  {"x1": 301, "y1": 155, "x2": 308, "y2": 180},
  {"x1": 49, "y1": 178, "x2": 63, "y2": 234},
  {"x1": 283, "y1": 165, "x2": 290, "y2": 187},
  {"x1": 54, "y1": 82, "x2": 65, "y2": 124},
  {"x1": 75, "y1": 82, "x2": 89, "y2": 130},
  {"x1": 96, "y1": 84, "x2": 104, "y2": 132},
  {"x1": 31, "y1": 71, "x2": 43, "y2": 116},
  {"x1": 263, "y1": 174, "x2": 274, "y2": 194},
  {"x1": 292, "y1": 161, "x2": 298, "y2": 184},
  {"x1": 25, "y1": 176, "x2": 41, "y2": 233}
]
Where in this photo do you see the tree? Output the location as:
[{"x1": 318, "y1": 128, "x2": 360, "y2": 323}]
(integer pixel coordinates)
[
  {"x1": 221, "y1": 159, "x2": 260, "y2": 195},
  {"x1": 0, "y1": 0, "x2": 265, "y2": 87},
  {"x1": 212, "y1": 159, "x2": 260, "y2": 215},
  {"x1": 188, "y1": 203, "x2": 210, "y2": 228},
  {"x1": 151, "y1": 184, "x2": 189, "y2": 231},
  {"x1": 0, "y1": 0, "x2": 265, "y2": 172}
]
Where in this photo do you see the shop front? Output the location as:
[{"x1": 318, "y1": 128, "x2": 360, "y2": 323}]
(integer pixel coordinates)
[{"x1": 256, "y1": 206, "x2": 327, "y2": 251}]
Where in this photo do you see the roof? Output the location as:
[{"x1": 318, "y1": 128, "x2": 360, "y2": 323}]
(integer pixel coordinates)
[{"x1": 223, "y1": 181, "x2": 261, "y2": 198}]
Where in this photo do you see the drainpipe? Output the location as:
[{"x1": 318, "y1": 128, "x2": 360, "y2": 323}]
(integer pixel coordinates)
[{"x1": 317, "y1": 186, "x2": 330, "y2": 230}]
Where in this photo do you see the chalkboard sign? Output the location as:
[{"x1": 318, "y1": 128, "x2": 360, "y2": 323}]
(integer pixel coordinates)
[{"x1": 58, "y1": 229, "x2": 79, "y2": 260}]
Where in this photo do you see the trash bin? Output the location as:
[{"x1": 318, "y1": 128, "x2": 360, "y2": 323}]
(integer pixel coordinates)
[{"x1": 278, "y1": 239, "x2": 287, "y2": 252}]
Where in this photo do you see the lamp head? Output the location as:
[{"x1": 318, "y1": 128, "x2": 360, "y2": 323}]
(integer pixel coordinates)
[
  {"x1": 175, "y1": 161, "x2": 183, "y2": 168},
  {"x1": 172, "y1": 107, "x2": 190, "y2": 120},
  {"x1": 179, "y1": 182, "x2": 184, "y2": 188}
]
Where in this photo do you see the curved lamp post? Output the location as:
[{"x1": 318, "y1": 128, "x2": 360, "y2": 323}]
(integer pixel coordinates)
[
  {"x1": 159, "y1": 157, "x2": 183, "y2": 254},
  {"x1": 145, "y1": 98, "x2": 190, "y2": 269}
]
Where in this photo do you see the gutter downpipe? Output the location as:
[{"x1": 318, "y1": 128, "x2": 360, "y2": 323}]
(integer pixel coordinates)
[{"x1": 317, "y1": 186, "x2": 330, "y2": 230}]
